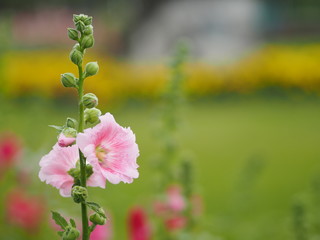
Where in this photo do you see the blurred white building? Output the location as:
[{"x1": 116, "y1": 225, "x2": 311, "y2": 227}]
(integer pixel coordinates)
[{"x1": 129, "y1": 0, "x2": 262, "y2": 64}]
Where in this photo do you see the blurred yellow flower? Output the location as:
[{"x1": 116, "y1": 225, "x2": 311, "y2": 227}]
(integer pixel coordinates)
[{"x1": 2, "y1": 44, "x2": 320, "y2": 102}]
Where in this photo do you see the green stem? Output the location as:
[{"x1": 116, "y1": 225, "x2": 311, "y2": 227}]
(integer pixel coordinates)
[{"x1": 77, "y1": 63, "x2": 90, "y2": 240}]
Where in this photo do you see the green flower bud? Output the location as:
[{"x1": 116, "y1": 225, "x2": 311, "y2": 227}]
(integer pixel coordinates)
[
  {"x1": 62, "y1": 127, "x2": 77, "y2": 138},
  {"x1": 85, "y1": 62, "x2": 99, "y2": 77},
  {"x1": 73, "y1": 14, "x2": 82, "y2": 23},
  {"x1": 67, "y1": 28, "x2": 79, "y2": 41},
  {"x1": 73, "y1": 43, "x2": 81, "y2": 51},
  {"x1": 70, "y1": 48, "x2": 83, "y2": 66},
  {"x1": 83, "y1": 25, "x2": 93, "y2": 35},
  {"x1": 84, "y1": 108, "x2": 101, "y2": 125},
  {"x1": 73, "y1": 14, "x2": 89, "y2": 22},
  {"x1": 82, "y1": 93, "x2": 98, "y2": 108},
  {"x1": 66, "y1": 118, "x2": 77, "y2": 129},
  {"x1": 71, "y1": 186, "x2": 88, "y2": 204},
  {"x1": 83, "y1": 16, "x2": 93, "y2": 26},
  {"x1": 75, "y1": 21, "x2": 85, "y2": 32},
  {"x1": 62, "y1": 226, "x2": 80, "y2": 240},
  {"x1": 81, "y1": 35, "x2": 94, "y2": 49},
  {"x1": 90, "y1": 212, "x2": 106, "y2": 225},
  {"x1": 61, "y1": 73, "x2": 77, "y2": 88}
]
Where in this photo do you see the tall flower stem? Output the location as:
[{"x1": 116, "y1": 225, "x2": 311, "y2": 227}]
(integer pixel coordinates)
[{"x1": 77, "y1": 63, "x2": 89, "y2": 240}]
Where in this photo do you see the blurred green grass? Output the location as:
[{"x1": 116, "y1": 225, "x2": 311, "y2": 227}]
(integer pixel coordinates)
[{"x1": 1, "y1": 95, "x2": 320, "y2": 239}]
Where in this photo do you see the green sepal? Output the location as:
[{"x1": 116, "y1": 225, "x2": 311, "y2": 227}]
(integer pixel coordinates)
[
  {"x1": 75, "y1": 21, "x2": 85, "y2": 32},
  {"x1": 67, "y1": 28, "x2": 79, "y2": 41},
  {"x1": 49, "y1": 125, "x2": 64, "y2": 133},
  {"x1": 58, "y1": 231, "x2": 64, "y2": 237},
  {"x1": 68, "y1": 161, "x2": 81, "y2": 179},
  {"x1": 83, "y1": 16, "x2": 92, "y2": 26},
  {"x1": 66, "y1": 118, "x2": 77, "y2": 129},
  {"x1": 51, "y1": 211, "x2": 68, "y2": 230},
  {"x1": 89, "y1": 224, "x2": 97, "y2": 233},
  {"x1": 86, "y1": 202, "x2": 104, "y2": 215},
  {"x1": 86, "y1": 164, "x2": 93, "y2": 178}
]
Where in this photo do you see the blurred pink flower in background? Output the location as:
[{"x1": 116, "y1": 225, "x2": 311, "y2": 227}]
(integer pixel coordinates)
[
  {"x1": 6, "y1": 189, "x2": 45, "y2": 233},
  {"x1": 152, "y1": 184, "x2": 203, "y2": 232},
  {"x1": 39, "y1": 143, "x2": 103, "y2": 197},
  {"x1": 165, "y1": 216, "x2": 187, "y2": 231},
  {"x1": 153, "y1": 185, "x2": 186, "y2": 217},
  {"x1": 166, "y1": 185, "x2": 186, "y2": 212},
  {"x1": 77, "y1": 113, "x2": 139, "y2": 187},
  {"x1": 0, "y1": 132, "x2": 22, "y2": 174},
  {"x1": 90, "y1": 223, "x2": 112, "y2": 240},
  {"x1": 128, "y1": 206, "x2": 151, "y2": 240}
]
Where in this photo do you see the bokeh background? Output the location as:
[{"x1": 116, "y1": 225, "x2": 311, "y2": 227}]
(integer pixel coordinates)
[{"x1": 1, "y1": 0, "x2": 320, "y2": 239}]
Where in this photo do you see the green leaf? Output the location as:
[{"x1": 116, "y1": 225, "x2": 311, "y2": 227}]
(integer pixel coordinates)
[
  {"x1": 86, "y1": 164, "x2": 93, "y2": 178},
  {"x1": 70, "y1": 218, "x2": 76, "y2": 228},
  {"x1": 51, "y1": 211, "x2": 69, "y2": 230},
  {"x1": 57, "y1": 231, "x2": 64, "y2": 237}
]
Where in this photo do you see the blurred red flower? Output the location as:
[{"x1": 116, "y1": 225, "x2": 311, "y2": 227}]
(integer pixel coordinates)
[
  {"x1": 165, "y1": 216, "x2": 187, "y2": 231},
  {"x1": 6, "y1": 189, "x2": 45, "y2": 233},
  {"x1": 0, "y1": 132, "x2": 22, "y2": 169},
  {"x1": 128, "y1": 206, "x2": 151, "y2": 240}
]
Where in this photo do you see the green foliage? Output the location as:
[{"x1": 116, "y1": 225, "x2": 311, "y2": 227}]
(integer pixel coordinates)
[{"x1": 51, "y1": 211, "x2": 69, "y2": 230}]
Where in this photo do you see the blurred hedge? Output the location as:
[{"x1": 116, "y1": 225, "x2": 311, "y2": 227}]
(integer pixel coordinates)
[{"x1": 2, "y1": 44, "x2": 320, "y2": 102}]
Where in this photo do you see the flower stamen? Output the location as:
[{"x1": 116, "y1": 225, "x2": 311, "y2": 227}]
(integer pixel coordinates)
[{"x1": 95, "y1": 146, "x2": 108, "y2": 162}]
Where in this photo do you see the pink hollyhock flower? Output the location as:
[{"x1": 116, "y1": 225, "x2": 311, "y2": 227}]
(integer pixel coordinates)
[
  {"x1": 0, "y1": 132, "x2": 22, "y2": 168},
  {"x1": 167, "y1": 185, "x2": 186, "y2": 212},
  {"x1": 165, "y1": 216, "x2": 187, "y2": 231},
  {"x1": 128, "y1": 206, "x2": 151, "y2": 240},
  {"x1": 77, "y1": 113, "x2": 139, "y2": 188},
  {"x1": 6, "y1": 189, "x2": 45, "y2": 233},
  {"x1": 58, "y1": 133, "x2": 76, "y2": 147},
  {"x1": 39, "y1": 143, "x2": 103, "y2": 197}
]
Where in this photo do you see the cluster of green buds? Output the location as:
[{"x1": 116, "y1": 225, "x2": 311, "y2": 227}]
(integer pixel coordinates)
[
  {"x1": 61, "y1": 14, "x2": 101, "y2": 127},
  {"x1": 61, "y1": 14, "x2": 99, "y2": 89}
]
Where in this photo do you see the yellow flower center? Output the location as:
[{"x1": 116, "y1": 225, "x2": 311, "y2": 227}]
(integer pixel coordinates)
[{"x1": 95, "y1": 146, "x2": 108, "y2": 162}]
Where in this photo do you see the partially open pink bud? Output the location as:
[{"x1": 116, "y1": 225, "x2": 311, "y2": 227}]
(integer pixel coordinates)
[{"x1": 58, "y1": 133, "x2": 76, "y2": 147}]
